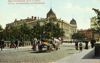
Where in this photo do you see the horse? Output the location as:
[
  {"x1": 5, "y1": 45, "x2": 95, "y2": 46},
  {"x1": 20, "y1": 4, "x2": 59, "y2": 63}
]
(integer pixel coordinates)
[{"x1": 53, "y1": 38, "x2": 62, "y2": 50}]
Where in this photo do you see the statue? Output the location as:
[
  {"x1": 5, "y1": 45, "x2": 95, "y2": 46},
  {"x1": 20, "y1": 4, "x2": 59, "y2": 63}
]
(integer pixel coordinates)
[
  {"x1": 92, "y1": 8, "x2": 100, "y2": 26},
  {"x1": 92, "y1": 8, "x2": 100, "y2": 15}
]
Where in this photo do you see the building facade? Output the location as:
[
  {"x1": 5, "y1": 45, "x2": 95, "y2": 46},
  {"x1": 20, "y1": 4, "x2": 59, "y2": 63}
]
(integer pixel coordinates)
[
  {"x1": 6, "y1": 9, "x2": 77, "y2": 41},
  {"x1": 78, "y1": 29, "x2": 93, "y2": 41}
]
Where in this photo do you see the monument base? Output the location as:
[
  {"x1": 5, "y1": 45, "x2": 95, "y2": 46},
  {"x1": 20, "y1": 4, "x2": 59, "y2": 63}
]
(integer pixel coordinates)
[{"x1": 95, "y1": 42, "x2": 100, "y2": 57}]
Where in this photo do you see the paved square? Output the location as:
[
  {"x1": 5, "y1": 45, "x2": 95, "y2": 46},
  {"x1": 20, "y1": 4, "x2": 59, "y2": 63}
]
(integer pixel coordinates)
[{"x1": 0, "y1": 43, "x2": 78, "y2": 63}]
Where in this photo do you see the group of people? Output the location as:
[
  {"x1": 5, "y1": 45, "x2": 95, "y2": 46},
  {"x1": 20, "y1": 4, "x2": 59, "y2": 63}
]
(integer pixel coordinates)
[
  {"x1": 75, "y1": 39, "x2": 96, "y2": 51},
  {"x1": 0, "y1": 38, "x2": 61, "y2": 51},
  {"x1": 0, "y1": 39, "x2": 19, "y2": 51},
  {"x1": 0, "y1": 38, "x2": 97, "y2": 52},
  {"x1": 31, "y1": 38, "x2": 61, "y2": 52},
  {"x1": 75, "y1": 42, "x2": 83, "y2": 51},
  {"x1": 10, "y1": 40, "x2": 19, "y2": 48}
]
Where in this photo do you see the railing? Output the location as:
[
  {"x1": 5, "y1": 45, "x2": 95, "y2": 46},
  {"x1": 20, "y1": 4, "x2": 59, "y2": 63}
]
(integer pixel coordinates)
[{"x1": 4, "y1": 41, "x2": 32, "y2": 48}]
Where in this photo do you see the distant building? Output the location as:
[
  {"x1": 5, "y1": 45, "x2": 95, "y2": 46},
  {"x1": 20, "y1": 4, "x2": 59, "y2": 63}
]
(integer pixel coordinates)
[
  {"x1": 79, "y1": 29, "x2": 100, "y2": 41},
  {"x1": 78, "y1": 29, "x2": 93, "y2": 41},
  {"x1": 6, "y1": 8, "x2": 77, "y2": 41}
]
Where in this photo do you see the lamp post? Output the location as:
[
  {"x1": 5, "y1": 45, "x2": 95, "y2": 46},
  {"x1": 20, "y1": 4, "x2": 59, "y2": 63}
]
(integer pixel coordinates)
[
  {"x1": 51, "y1": 19, "x2": 53, "y2": 38},
  {"x1": 61, "y1": 20, "x2": 63, "y2": 43}
]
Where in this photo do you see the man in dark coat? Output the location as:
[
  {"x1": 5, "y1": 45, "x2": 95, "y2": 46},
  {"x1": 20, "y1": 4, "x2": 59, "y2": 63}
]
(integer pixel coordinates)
[
  {"x1": 90, "y1": 39, "x2": 96, "y2": 48},
  {"x1": 0, "y1": 39, "x2": 4, "y2": 51},
  {"x1": 84, "y1": 40, "x2": 89, "y2": 49},
  {"x1": 75, "y1": 41, "x2": 78, "y2": 50},
  {"x1": 15, "y1": 40, "x2": 18, "y2": 48}
]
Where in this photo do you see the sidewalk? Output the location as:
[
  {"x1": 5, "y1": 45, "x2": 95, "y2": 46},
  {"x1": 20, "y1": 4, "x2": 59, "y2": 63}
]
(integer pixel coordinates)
[
  {"x1": 56, "y1": 48, "x2": 100, "y2": 63},
  {"x1": 2, "y1": 46, "x2": 32, "y2": 51}
]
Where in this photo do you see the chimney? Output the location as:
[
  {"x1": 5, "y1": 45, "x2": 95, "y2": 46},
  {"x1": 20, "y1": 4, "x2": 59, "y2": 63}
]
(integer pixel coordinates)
[
  {"x1": 34, "y1": 17, "x2": 37, "y2": 20},
  {"x1": 14, "y1": 19, "x2": 17, "y2": 22},
  {"x1": 27, "y1": 17, "x2": 29, "y2": 19},
  {"x1": 32, "y1": 16, "x2": 34, "y2": 19}
]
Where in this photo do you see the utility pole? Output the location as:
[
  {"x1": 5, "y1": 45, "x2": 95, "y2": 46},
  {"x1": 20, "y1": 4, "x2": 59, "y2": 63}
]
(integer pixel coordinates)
[{"x1": 61, "y1": 20, "x2": 63, "y2": 43}]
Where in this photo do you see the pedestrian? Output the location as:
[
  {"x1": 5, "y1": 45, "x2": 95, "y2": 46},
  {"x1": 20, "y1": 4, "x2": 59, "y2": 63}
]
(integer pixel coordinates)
[
  {"x1": 75, "y1": 41, "x2": 78, "y2": 50},
  {"x1": 15, "y1": 39, "x2": 18, "y2": 48},
  {"x1": 32, "y1": 38, "x2": 37, "y2": 51},
  {"x1": 0, "y1": 39, "x2": 4, "y2": 51},
  {"x1": 84, "y1": 40, "x2": 89, "y2": 49},
  {"x1": 90, "y1": 39, "x2": 96, "y2": 48},
  {"x1": 79, "y1": 42, "x2": 83, "y2": 51},
  {"x1": 10, "y1": 40, "x2": 15, "y2": 48}
]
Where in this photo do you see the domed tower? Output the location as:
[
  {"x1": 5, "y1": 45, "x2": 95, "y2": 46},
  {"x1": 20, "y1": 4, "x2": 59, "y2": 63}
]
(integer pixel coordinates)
[
  {"x1": 47, "y1": 8, "x2": 57, "y2": 20},
  {"x1": 70, "y1": 18, "x2": 77, "y2": 27},
  {"x1": 70, "y1": 18, "x2": 77, "y2": 33}
]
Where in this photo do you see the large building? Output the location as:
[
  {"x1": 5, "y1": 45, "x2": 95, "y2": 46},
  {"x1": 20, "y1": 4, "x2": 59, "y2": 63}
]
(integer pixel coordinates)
[{"x1": 6, "y1": 9, "x2": 77, "y2": 41}]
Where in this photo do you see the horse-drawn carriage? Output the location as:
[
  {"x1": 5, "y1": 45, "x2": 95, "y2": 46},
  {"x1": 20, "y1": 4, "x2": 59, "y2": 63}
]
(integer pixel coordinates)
[{"x1": 32, "y1": 38, "x2": 61, "y2": 52}]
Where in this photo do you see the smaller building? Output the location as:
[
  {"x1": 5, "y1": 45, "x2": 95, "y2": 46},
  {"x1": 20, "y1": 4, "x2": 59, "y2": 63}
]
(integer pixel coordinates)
[{"x1": 78, "y1": 29, "x2": 93, "y2": 41}]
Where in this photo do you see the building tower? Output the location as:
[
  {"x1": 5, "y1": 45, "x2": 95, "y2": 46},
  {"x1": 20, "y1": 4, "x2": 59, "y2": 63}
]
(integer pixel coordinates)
[
  {"x1": 70, "y1": 19, "x2": 77, "y2": 27},
  {"x1": 47, "y1": 8, "x2": 57, "y2": 21},
  {"x1": 70, "y1": 18, "x2": 77, "y2": 33}
]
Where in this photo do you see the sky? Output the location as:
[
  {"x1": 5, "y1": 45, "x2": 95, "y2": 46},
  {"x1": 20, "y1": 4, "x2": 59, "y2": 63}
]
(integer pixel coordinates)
[{"x1": 0, "y1": 0, "x2": 100, "y2": 29}]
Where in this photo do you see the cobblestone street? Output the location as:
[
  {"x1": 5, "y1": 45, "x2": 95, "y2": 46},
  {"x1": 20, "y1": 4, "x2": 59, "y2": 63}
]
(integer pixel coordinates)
[{"x1": 0, "y1": 43, "x2": 78, "y2": 63}]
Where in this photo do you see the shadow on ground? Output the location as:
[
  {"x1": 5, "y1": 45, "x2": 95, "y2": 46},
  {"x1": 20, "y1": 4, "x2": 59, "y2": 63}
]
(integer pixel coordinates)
[
  {"x1": 30, "y1": 50, "x2": 50, "y2": 53},
  {"x1": 82, "y1": 49, "x2": 100, "y2": 59}
]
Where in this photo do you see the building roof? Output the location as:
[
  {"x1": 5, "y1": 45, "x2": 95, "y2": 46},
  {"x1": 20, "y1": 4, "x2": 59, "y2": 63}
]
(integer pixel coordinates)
[
  {"x1": 47, "y1": 8, "x2": 57, "y2": 19},
  {"x1": 70, "y1": 18, "x2": 77, "y2": 25}
]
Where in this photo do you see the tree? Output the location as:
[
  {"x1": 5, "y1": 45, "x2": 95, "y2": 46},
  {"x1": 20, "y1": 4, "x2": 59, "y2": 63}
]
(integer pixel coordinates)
[
  {"x1": 42, "y1": 22, "x2": 64, "y2": 39},
  {"x1": 52, "y1": 23, "x2": 64, "y2": 38},
  {"x1": 0, "y1": 25, "x2": 3, "y2": 30},
  {"x1": 92, "y1": 8, "x2": 100, "y2": 40},
  {"x1": 20, "y1": 23, "x2": 31, "y2": 41},
  {"x1": 0, "y1": 25, "x2": 3, "y2": 40},
  {"x1": 31, "y1": 22, "x2": 42, "y2": 39},
  {"x1": 4, "y1": 23, "x2": 32, "y2": 41},
  {"x1": 3, "y1": 20, "x2": 64, "y2": 41},
  {"x1": 31, "y1": 21, "x2": 64, "y2": 39},
  {"x1": 72, "y1": 32, "x2": 85, "y2": 41}
]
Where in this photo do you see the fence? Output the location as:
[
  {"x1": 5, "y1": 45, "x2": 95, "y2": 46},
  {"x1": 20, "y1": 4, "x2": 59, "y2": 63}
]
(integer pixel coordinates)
[{"x1": 4, "y1": 41, "x2": 31, "y2": 48}]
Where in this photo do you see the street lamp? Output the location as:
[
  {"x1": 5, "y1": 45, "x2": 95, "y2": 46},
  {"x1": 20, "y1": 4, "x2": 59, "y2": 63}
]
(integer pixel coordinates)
[{"x1": 61, "y1": 20, "x2": 63, "y2": 43}]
